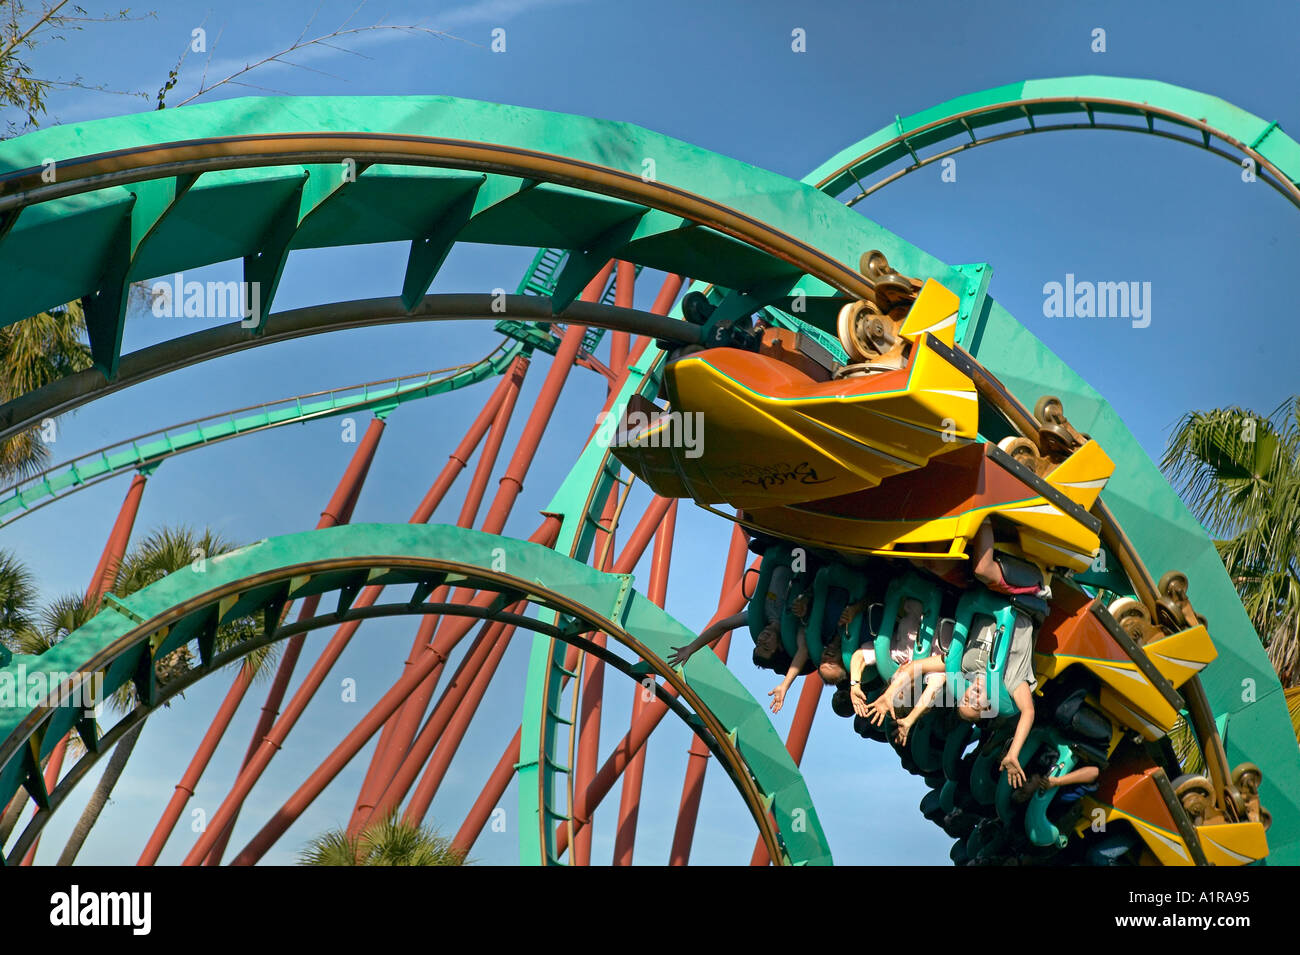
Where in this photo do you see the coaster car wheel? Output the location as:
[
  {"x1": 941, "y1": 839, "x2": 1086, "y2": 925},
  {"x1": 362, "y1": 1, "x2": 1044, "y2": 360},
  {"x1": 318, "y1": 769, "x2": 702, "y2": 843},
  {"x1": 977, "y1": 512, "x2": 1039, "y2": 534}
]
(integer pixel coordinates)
[
  {"x1": 681, "y1": 290, "x2": 715, "y2": 326},
  {"x1": 1038, "y1": 423, "x2": 1076, "y2": 460},
  {"x1": 1231, "y1": 762, "x2": 1269, "y2": 826},
  {"x1": 836, "y1": 299, "x2": 898, "y2": 363},
  {"x1": 1172, "y1": 774, "x2": 1216, "y2": 824},
  {"x1": 1231, "y1": 762, "x2": 1261, "y2": 795},
  {"x1": 1035, "y1": 395, "x2": 1065, "y2": 425},
  {"x1": 998, "y1": 435, "x2": 1043, "y2": 474},
  {"x1": 1157, "y1": 570, "x2": 1201, "y2": 630},
  {"x1": 859, "y1": 249, "x2": 914, "y2": 308},
  {"x1": 1158, "y1": 570, "x2": 1190, "y2": 600},
  {"x1": 1108, "y1": 597, "x2": 1155, "y2": 643}
]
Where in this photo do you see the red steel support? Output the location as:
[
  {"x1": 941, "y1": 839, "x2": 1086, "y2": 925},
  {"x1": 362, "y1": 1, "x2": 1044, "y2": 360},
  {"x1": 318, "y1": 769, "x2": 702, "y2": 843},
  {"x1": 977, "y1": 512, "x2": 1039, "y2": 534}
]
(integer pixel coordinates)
[
  {"x1": 410, "y1": 358, "x2": 531, "y2": 524},
  {"x1": 219, "y1": 518, "x2": 561, "y2": 865},
  {"x1": 351, "y1": 323, "x2": 584, "y2": 826},
  {"x1": 22, "y1": 469, "x2": 150, "y2": 865},
  {"x1": 218, "y1": 363, "x2": 519, "y2": 848},
  {"x1": 452, "y1": 725, "x2": 522, "y2": 856},
  {"x1": 86, "y1": 471, "x2": 149, "y2": 606},
  {"x1": 669, "y1": 523, "x2": 750, "y2": 865},
  {"x1": 349, "y1": 265, "x2": 611, "y2": 828},
  {"x1": 553, "y1": 571, "x2": 752, "y2": 858},
  {"x1": 201, "y1": 414, "x2": 387, "y2": 864},
  {"x1": 348, "y1": 362, "x2": 526, "y2": 830},
  {"x1": 366, "y1": 613, "x2": 520, "y2": 827},
  {"x1": 202, "y1": 361, "x2": 532, "y2": 863},
  {"x1": 611, "y1": 499, "x2": 677, "y2": 865},
  {"x1": 401, "y1": 616, "x2": 518, "y2": 825},
  {"x1": 138, "y1": 417, "x2": 386, "y2": 865},
  {"x1": 449, "y1": 496, "x2": 674, "y2": 858},
  {"x1": 608, "y1": 260, "x2": 634, "y2": 376},
  {"x1": 246, "y1": 270, "x2": 676, "y2": 867},
  {"x1": 371, "y1": 494, "x2": 672, "y2": 831}
]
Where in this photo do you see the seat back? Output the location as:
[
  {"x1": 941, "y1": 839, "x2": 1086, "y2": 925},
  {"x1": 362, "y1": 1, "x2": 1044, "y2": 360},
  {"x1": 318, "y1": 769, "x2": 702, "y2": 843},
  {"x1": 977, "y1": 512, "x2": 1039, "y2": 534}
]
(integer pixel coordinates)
[
  {"x1": 747, "y1": 543, "x2": 793, "y2": 644},
  {"x1": 869, "y1": 570, "x2": 943, "y2": 681},
  {"x1": 806, "y1": 562, "x2": 870, "y2": 663},
  {"x1": 948, "y1": 586, "x2": 1021, "y2": 717}
]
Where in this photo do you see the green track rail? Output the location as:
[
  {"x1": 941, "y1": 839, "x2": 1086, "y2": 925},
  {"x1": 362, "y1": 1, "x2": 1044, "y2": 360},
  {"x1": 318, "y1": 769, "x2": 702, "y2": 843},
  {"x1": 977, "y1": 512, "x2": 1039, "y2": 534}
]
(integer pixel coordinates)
[
  {"x1": 0, "y1": 524, "x2": 831, "y2": 866},
  {"x1": 808, "y1": 75, "x2": 1300, "y2": 206},
  {"x1": 0, "y1": 344, "x2": 520, "y2": 527}
]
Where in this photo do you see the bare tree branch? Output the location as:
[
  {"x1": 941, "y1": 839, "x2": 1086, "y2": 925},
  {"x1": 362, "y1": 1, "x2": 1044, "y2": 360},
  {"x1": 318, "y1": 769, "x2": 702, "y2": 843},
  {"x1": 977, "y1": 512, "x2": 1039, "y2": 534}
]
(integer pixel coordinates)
[
  {"x1": 168, "y1": 18, "x2": 476, "y2": 110},
  {"x1": 0, "y1": 0, "x2": 70, "y2": 60}
]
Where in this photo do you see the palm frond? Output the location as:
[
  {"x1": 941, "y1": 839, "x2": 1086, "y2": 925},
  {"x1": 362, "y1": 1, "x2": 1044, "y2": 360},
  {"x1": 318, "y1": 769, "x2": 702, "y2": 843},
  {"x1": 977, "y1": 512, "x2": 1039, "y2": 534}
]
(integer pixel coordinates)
[
  {"x1": 0, "y1": 548, "x2": 36, "y2": 642},
  {"x1": 1162, "y1": 396, "x2": 1300, "y2": 686},
  {"x1": 0, "y1": 304, "x2": 92, "y2": 482},
  {"x1": 298, "y1": 810, "x2": 468, "y2": 866}
]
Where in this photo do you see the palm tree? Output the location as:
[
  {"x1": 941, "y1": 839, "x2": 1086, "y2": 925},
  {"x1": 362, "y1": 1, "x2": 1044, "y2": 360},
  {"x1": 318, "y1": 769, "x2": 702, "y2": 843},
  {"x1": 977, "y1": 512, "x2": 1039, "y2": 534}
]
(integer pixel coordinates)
[
  {"x1": 49, "y1": 525, "x2": 272, "y2": 865},
  {"x1": 0, "y1": 547, "x2": 38, "y2": 846},
  {"x1": 0, "y1": 590, "x2": 98, "y2": 850},
  {"x1": 0, "y1": 547, "x2": 35, "y2": 646},
  {"x1": 298, "y1": 810, "x2": 468, "y2": 866},
  {"x1": 1162, "y1": 398, "x2": 1300, "y2": 687},
  {"x1": 0, "y1": 302, "x2": 93, "y2": 482}
]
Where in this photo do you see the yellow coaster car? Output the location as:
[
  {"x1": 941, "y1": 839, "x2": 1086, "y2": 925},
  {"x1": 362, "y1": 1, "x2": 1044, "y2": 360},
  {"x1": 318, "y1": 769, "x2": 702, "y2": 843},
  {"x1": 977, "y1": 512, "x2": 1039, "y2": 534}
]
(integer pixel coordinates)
[
  {"x1": 1034, "y1": 584, "x2": 1217, "y2": 739},
  {"x1": 1080, "y1": 759, "x2": 1268, "y2": 866},
  {"x1": 737, "y1": 437, "x2": 1114, "y2": 574},
  {"x1": 611, "y1": 280, "x2": 978, "y2": 509}
]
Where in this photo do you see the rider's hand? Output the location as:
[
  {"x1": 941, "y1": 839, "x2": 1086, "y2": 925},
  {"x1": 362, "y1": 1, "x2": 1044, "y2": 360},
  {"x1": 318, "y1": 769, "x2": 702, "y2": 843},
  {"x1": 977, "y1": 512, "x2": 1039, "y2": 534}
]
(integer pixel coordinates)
[
  {"x1": 850, "y1": 685, "x2": 870, "y2": 718},
  {"x1": 1001, "y1": 754, "x2": 1025, "y2": 788}
]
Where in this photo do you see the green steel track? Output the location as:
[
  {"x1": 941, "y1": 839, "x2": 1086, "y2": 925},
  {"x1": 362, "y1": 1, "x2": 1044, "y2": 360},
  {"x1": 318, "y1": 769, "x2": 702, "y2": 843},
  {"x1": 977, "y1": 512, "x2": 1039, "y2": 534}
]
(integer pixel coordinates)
[
  {"x1": 806, "y1": 76, "x2": 1300, "y2": 207},
  {"x1": 0, "y1": 76, "x2": 1296, "y2": 864},
  {"x1": 0, "y1": 344, "x2": 519, "y2": 527},
  {"x1": 0, "y1": 524, "x2": 831, "y2": 866},
  {"x1": 0, "y1": 243, "x2": 622, "y2": 527}
]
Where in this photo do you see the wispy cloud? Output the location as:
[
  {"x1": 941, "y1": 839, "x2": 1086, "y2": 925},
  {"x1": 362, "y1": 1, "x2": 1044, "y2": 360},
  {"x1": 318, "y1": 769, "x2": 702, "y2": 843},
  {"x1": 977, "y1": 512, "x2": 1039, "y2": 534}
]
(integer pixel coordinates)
[{"x1": 44, "y1": 0, "x2": 588, "y2": 123}]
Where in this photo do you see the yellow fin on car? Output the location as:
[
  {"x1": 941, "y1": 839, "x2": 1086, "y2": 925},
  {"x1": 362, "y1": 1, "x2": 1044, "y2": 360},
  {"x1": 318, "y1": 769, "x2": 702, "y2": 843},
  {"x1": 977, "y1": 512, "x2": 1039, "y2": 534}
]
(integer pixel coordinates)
[{"x1": 898, "y1": 278, "x2": 960, "y2": 347}]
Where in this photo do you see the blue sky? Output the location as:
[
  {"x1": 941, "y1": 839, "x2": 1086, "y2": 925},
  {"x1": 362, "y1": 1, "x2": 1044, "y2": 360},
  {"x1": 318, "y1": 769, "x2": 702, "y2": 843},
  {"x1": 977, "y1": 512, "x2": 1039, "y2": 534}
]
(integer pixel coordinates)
[{"x1": 6, "y1": 0, "x2": 1299, "y2": 865}]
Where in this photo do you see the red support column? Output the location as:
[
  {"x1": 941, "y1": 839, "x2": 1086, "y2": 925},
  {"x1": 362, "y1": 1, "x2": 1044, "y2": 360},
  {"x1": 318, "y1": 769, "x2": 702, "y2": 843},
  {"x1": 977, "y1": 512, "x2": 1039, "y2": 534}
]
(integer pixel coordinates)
[
  {"x1": 21, "y1": 469, "x2": 150, "y2": 865},
  {"x1": 421, "y1": 273, "x2": 685, "y2": 862},
  {"x1": 570, "y1": 487, "x2": 618, "y2": 866},
  {"x1": 86, "y1": 471, "x2": 149, "y2": 605},
  {"x1": 749, "y1": 672, "x2": 823, "y2": 866},
  {"x1": 364, "y1": 613, "x2": 520, "y2": 827},
  {"x1": 348, "y1": 362, "x2": 526, "y2": 831},
  {"x1": 449, "y1": 496, "x2": 673, "y2": 859},
  {"x1": 350, "y1": 324, "x2": 585, "y2": 827},
  {"x1": 200, "y1": 415, "x2": 387, "y2": 864},
  {"x1": 669, "y1": 523, "x2": 750, "y2": 865},
  {"x1": 219, "y1": 518, "x2": 561, "y2": 865},
  {"x1": 611, "y1": 499, "x2": 677, "y2": 865},
  {"x1": 453, "y1": 726, "x2": 522, "y2": 856},
  {"x1": 410, "y1": 358, "x2": 530, "y2": 523},
  {"x1": 200, "y1": 363, "x2": 531, "y2": 863},
  {"x1": 553, "y1": 571, "x2": 753, "y2": 858},
  {"x1": 608, "y1": 260, "x2": 635, "y2": 376},
  {"x1": 349, "y1": 263, "x2": 616, "y2": 829},
  {"x1": 138, "y1": 417, "x2": 387, "y2": 865},
  {"x1": 401, "y1": 616, "x2": 519, "y2": 825},
  {"x1": 373, "y1": 495, "x2": 672, "y2": 832}
]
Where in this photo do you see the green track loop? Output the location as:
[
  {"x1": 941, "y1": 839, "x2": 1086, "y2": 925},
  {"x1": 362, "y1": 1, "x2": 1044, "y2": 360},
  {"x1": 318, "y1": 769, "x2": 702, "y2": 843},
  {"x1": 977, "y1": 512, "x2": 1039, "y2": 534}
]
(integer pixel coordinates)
[{"x1": 0, "y1": 524, "x2": 832, "y2": 866}]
